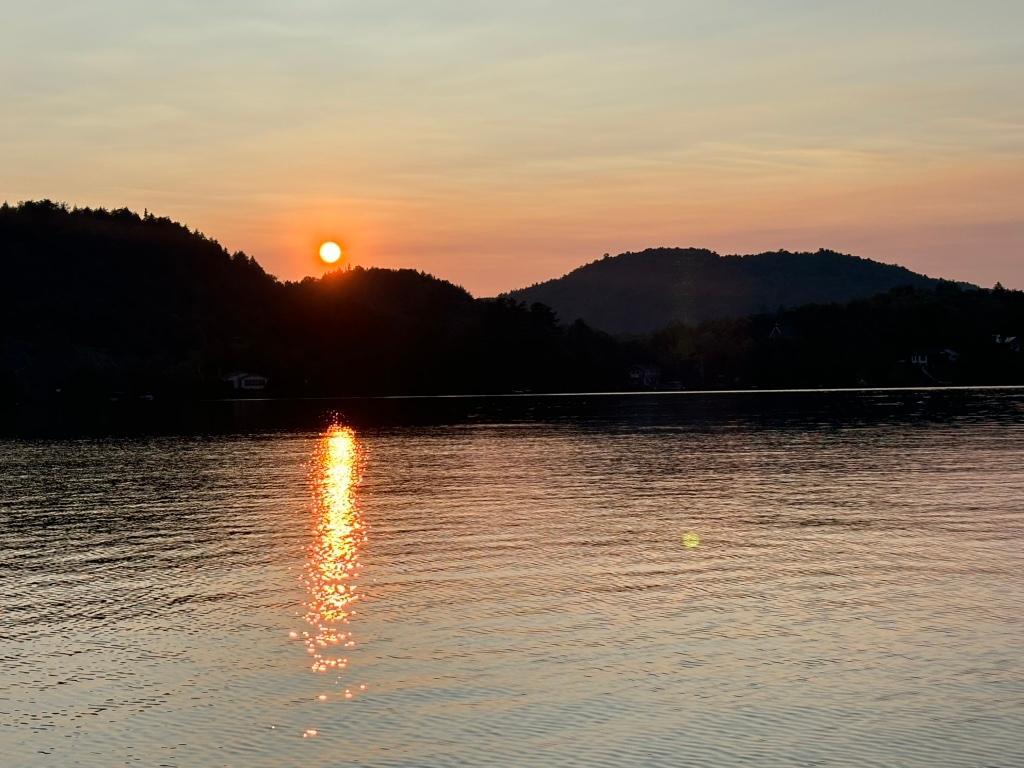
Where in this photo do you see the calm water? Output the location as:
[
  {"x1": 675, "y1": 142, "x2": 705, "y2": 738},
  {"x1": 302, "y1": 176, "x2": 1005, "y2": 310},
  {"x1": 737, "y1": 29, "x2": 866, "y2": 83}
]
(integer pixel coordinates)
[{"x1": 2, "y1": 390, "x2": 1024, "y2": 767}]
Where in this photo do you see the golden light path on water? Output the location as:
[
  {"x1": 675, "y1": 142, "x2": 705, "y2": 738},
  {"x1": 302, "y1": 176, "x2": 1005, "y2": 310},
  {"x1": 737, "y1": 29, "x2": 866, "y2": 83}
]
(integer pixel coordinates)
[{"x1": 294, "y1": 424, "x2": 366, "y2": 737}]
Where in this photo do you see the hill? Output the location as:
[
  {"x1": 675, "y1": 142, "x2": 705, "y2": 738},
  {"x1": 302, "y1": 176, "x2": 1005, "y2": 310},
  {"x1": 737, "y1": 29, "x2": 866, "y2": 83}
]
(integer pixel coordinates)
[
  {"x1": 0, "y1": 201, "x2": 622, "y2": 399},
  {"x1": 506, "y1": 248, "x2": 946, "y2": 334},
  {"x1": 2, "y1": 201, "x2": 1021, "y2": 406}
]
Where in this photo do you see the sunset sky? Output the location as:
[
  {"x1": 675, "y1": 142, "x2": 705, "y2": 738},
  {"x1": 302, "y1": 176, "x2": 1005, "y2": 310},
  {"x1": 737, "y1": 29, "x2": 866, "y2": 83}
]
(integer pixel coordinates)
[{"x1": 3, "y1": 1, "x2": 1022, "y2": 295}]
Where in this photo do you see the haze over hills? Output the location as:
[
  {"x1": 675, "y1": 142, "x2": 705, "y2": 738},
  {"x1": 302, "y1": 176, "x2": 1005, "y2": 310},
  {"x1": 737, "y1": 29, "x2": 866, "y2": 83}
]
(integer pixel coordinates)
[{"x1": 507, "y1": 248, "x2": 950, "y2": 335}]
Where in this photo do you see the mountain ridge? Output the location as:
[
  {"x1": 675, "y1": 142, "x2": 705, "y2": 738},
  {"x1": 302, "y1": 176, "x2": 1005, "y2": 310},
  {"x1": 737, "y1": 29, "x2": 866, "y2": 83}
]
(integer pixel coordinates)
[
  {"x1": 506, "y1": 247, "x2": 956, "y2": 335},
  {"x1": 0, "y1": 201, "x2": 622, "y2": 398},
  {"x1": 3, "y1": 201, "x2": 1019, "y2": 405}
]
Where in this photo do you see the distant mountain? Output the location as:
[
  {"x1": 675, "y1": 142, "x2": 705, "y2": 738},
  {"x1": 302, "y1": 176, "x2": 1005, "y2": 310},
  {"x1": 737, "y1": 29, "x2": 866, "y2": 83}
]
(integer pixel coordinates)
[
  {"x1": 506, "y1": 248, "x2": 948, "y2": 334},
  {"x1": 3, "y1": 202, "x2": 1019, "y2": 407}
]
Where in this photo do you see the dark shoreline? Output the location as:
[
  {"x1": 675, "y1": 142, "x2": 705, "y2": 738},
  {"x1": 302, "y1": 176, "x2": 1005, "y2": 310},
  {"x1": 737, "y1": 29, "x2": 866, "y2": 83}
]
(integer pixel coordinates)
[{"x1": 5, "y1": 385, "x2": 1023, "y2": 439}]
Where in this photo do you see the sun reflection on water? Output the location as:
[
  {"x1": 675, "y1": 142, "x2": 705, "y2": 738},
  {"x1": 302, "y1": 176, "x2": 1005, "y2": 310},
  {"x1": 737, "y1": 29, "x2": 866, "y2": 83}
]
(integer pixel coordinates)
[{"x1": 300, "y1": 424, "x2": 365, "y2": 701}]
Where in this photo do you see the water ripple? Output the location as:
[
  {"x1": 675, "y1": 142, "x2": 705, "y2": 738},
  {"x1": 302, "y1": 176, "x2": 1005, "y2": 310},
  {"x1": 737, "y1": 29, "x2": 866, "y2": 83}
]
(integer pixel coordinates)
[{"x1": 2, "y1": 393, "x2": 1023, "y2": 766}]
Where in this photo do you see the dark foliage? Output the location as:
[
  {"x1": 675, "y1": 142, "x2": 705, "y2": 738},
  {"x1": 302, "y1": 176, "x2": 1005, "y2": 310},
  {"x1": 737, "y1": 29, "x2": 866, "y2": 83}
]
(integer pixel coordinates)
[
  {"x1": 1, "y1": 202, "x2": 1021, "y2": 402},
  {"x1": 0, "y1": 201, "x2": 623, "y2": 400},
  {"x1": 641, "y1": 283, "x2": 1024, "y2": 389},
  {"x1": 506, "y1": 247, "x2": 949, "y2": 335}
]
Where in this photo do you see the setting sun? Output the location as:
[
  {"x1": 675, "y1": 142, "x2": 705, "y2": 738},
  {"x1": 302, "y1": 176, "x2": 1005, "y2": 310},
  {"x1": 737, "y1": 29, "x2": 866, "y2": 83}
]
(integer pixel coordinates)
[{"x1": 319, "y1": 241, "x2": 343, "y2": 265}]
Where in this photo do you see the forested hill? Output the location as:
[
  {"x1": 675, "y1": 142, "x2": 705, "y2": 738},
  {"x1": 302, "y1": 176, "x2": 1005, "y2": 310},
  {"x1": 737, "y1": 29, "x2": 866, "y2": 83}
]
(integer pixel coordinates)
[
  {"x1": 2, "y1": 202, "x2": 1020, "y2": 404},
  {"x1": 506, "y1": 248, "x2": 945, "y2": 334},
  {"x1": 0, "y1": 201, "x2": 622, "y2": 399}
]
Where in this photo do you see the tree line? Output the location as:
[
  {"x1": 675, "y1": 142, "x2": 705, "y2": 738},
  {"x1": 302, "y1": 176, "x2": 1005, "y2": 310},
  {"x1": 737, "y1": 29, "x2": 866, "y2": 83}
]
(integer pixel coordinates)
[{"x1": 1, "y1": 201, "x2": 1021, "y2": 402}]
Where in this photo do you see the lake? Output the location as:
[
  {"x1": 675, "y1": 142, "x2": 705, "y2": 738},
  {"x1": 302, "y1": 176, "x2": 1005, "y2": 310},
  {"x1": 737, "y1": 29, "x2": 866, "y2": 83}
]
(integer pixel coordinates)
[{"x1": 2, "y1": 389, "x2": 1024, "y2": 767}]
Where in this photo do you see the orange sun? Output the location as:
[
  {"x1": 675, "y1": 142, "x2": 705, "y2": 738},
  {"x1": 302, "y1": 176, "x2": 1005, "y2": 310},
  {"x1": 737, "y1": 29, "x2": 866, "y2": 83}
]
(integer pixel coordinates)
[{"x1": 319, "y1": 241, "x2": 343, "y2": 265}]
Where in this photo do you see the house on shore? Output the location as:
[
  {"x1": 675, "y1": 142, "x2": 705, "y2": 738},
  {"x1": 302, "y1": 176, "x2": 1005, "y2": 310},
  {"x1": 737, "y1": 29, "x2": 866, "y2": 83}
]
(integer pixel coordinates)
[
  {"x1": 993, "y1": 335, "x2": 1021, "y2": 353},
  {"x1": 222, "y1": 371, "x2": 269, "y2": 392},
  {"x1": 629, "y1": 364, "x2": 661, "y2": 389}
]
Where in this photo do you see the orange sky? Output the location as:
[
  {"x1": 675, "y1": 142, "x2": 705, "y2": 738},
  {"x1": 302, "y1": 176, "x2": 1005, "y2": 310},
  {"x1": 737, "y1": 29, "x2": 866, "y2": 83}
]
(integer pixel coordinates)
[{"x1": 2, "y1": 2, "x2": 1022, "y2": 294}]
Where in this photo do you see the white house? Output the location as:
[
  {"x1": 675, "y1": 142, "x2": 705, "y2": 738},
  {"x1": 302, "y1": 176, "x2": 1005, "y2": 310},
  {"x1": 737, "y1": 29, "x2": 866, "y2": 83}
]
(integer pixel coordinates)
[{"x1": 222, "y1": 372, "x2": 269, "y2": 392}]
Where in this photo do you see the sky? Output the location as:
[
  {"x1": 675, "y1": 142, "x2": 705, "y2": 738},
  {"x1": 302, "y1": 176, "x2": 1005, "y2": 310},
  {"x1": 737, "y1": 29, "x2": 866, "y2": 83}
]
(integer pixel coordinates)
[{"x1": 2, "y1": 0, "x2": 1022, "y2": 295}]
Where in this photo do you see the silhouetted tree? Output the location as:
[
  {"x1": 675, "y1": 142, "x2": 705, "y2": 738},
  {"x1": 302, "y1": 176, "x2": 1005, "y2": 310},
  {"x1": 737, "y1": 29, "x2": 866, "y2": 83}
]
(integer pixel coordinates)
[{"x1": 1, "y1": 202, "x2": 1021, "y2": 402}]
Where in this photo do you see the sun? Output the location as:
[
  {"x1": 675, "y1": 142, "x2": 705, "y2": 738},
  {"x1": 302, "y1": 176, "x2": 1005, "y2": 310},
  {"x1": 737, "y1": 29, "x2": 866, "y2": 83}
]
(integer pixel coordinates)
[{"x1": 319, "y1": 241, "x2": 343, "y2": 265}]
